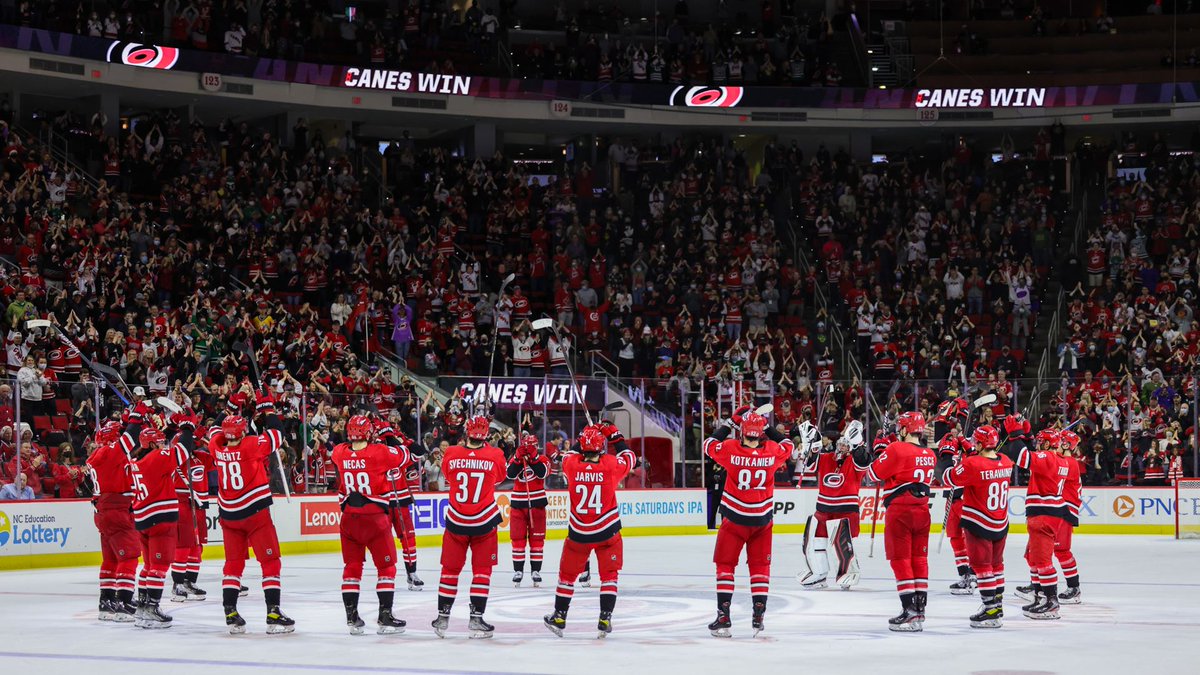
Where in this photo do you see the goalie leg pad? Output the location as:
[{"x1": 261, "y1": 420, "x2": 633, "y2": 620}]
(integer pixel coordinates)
[
  {"x1": 827, "y1": 518, "x2": 860, "y2": 588},
  {"x1": 798, "y1": 516, "x2": 829, "y2": 588}
]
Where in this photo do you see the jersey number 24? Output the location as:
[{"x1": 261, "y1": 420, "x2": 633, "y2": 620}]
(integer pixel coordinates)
[{"x1": 573, "y1": 484, "x2": 603, "y2": 514}]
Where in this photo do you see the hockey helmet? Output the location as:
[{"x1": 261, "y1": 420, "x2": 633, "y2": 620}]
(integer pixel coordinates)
[
  {"x1": 139, "y1": 426, "x2": 166, "y2": 449},
  {"x1": 465, "y1": 415, "x2": 491, "y2": 441},
  {"x1": 1034, "y1": 428, "x2": 1061, "y2": 448},
  {"x1": 222, "y1": 415, "x2": 249, "y2": 441},
  {"x1": 578, "y1": 425, "x2": 606, "y2": 453},
  {"x1": 1059, "y1": 429, "x2": 1081, "y2": 450},
  {"x1": 520, "y1": 433, "x2": 540, "y2": 453},
  {"x1": 96, "y1": 421, "x2": 122, "y2": 444},
  {"x1": 740, "y1": 412, "x2": 767, "y2": 440},
  {"x1": 896, "y1": 411, "x2": 926, "y2": 436},
  {"x1": 972, "y1": 424, "x2": 1000, "y2": 450},
  {"x1": 347, "y1": 415, "x2": 373, "y2": 442}
]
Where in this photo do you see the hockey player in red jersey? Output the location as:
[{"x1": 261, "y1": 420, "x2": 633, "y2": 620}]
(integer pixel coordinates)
[
  {"x1": 376, "y1": 417, "x2": 425, "y2": 591},
  {"x1": 704, "y1": 409, "x2": 796, "y2": 637},
  {"x1": 1014, "y1": 428, "x2": 1069, "y2": 620},
  {"x1": 1053, "y1": 429, "x2": 1084, "y2": 605},
  {"x1": 868, "y1": 411, "x2": 937, "y2": 632},
  {"x1": 797, "y1": 420, "x2": 869, "y2": 590},
  {"x1": 543, "y1": 423, "x2": 635, "y2": 638},
  {"x1": 509, "y1": 433, "x2": 551, "y2": 587},
  {"x1": 433, "y1": 415, "x2": 507, "y2": 639},
  {"x1": 209, "y1": 412, "x2": 295, "y2": 634},
  {"x1": 170, "y1": 412, "x2": 211, "y2": 603},
  {"x1": 130, "y1": 423, "x2": 190, "y2": 628},
  {"x1": 333, "y1": 415, "x2": 409, "y2": 635},
  {"x1": 87, "y1": 421, "x2": 140, "y2": 622},
  {"x1": 942, "y1": 425, "x2": 1014, "y2": 628},
  {"x1": 940, "y1": 427, "x2": 978, "y2": 595}
]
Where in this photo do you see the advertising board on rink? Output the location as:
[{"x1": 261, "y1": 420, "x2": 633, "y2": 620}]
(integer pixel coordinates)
[
  {"x1": 0, "y1": 487, "x2": 1189, "y2": 568},
  {"x1": 770, "y1": 487, "x2": 1198, "y2": 533}
]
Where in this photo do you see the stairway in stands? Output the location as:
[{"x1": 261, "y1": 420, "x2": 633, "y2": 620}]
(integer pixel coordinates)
[{"x1": 1016, "y1": 181, "x2": 1096, "y2": 416}]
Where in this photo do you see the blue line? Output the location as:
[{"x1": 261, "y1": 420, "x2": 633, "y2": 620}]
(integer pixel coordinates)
[{"x1": 0, "y1": 651, "x2": 544, "y2": 675}]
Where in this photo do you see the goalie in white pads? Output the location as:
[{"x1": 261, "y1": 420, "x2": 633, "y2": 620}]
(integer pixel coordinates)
[{"x1": 796, "y1": 421, "x2": 870, "y2": 590}]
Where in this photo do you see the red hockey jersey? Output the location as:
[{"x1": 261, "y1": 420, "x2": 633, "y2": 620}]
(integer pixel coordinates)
[
  {"x1": 332, "y1": 442, "x2": 408, "y2": 514},
  {"x1": 811, "y1": 449, "x2": 870, "y2": 514},
  {"x1": 86, "y1": 442, "x2": 133, "y2": 507},
  {"x1": 378, "y1": 428, "x2": 418, "y2": 507},
  {"x1": 562, "y1": 448, "x2": 636, "y2": 542},
  {"x1": 1017, "y1": 446, "x2": 1069, "y2": 519},
  {"x1": 173, "y1": 443, "x2": 212, "y2": 509},
  {"x1": 868, "y1": 440, "x2": 937, "y2": 507},
  {"x1": 704, "y1": 434, "x2": 794, "y2": 526},
  {"x1": 440, "y1": 443, "x2": 507, "y2": 535},
  {"x1": 130, "y1": 443, "x2": 188, "y2": 530},
  {"x1": 209, "y1": 428, "x2": 284, "y2": 521},
  {"x1": 507, "y1": 454, "x2": 551, "y2": 509},
  {"x1": 942, "y1": 454, "x2": 1015, "y2": 540},
  {"x1": 1061, "y1": 455, "x2": 1083, "y2": 527}
]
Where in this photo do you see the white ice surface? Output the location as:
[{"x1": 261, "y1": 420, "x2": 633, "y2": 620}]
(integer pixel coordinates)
[{"x1": 0, "y1": 534, "x2": 1197, "y2": 675}]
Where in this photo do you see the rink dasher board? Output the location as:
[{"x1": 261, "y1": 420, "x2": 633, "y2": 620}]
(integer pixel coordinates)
[{"x1": 0, "y1": 487, "x2": 1194, "y2": 569}]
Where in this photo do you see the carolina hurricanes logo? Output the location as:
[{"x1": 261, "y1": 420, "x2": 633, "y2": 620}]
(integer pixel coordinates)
[
  {"x1": 668, "y1": 86, "x2": 744, "y2": 108},
  {"x1": 520, "y1": 467, "x2": 536, "y2": 482},
  {"x1": 823, "y1": 474, "x2": 845, "y2": 488},
  {"x1": 105, "y1": 42, "x2": 180, "y2": 70},
  {"x1": 188, "y1": 466, "x2": 205, "y2": 481}
]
